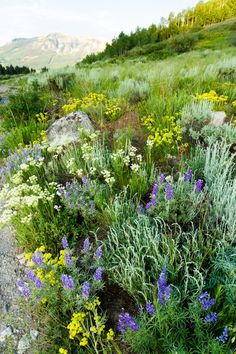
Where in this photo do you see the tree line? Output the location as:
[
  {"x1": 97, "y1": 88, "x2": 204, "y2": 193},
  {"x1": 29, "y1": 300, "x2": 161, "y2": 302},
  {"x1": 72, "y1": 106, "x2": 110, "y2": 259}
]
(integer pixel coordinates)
[
  {"x1": 82, "y1": 0, "x2": 236, "y2": 63},
  {"x1": 0, "y1": 64, "x2": 35, "y2": 76}
]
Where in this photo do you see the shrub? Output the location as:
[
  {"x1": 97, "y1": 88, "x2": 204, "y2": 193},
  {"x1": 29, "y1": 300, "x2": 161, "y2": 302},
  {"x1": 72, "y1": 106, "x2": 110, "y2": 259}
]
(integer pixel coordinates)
[
  {"x1": 170, "y1": 32, "x2": 202, "y2": 54},
  {"x1": 117, "y1": 79, "x2": 150, "y2": 104}
]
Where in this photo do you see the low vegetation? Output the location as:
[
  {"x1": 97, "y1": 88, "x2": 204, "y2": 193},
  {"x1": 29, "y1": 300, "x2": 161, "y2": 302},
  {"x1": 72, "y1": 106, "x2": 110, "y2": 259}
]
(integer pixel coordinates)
[{"x1": 0, "y1": 3, "x2": 236, "y2": 353}]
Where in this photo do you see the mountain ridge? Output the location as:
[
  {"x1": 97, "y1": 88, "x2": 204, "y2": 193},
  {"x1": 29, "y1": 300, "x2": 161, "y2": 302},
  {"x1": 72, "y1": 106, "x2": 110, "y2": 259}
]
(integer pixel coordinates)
[{"x1": 0, "y1": 33, "x2": 107, "y2": 68}]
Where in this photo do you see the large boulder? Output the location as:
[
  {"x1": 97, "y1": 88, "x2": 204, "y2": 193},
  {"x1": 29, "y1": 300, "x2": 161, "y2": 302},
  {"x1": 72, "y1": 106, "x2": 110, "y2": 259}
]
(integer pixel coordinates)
[{"x1": 46, "y1": 111, "x2": 94, "y2": 147}]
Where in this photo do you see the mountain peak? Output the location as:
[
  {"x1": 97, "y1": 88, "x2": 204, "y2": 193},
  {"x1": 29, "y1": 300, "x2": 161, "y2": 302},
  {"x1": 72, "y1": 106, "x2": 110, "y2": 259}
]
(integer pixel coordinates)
[{"x1": 0, "y1": 33, "x2": 106, "y2": 68}]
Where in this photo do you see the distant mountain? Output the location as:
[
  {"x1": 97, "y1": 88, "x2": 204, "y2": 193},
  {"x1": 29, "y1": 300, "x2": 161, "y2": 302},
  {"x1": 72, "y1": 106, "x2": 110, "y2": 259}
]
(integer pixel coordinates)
[{"x1": 0, "y1": 33, "x2": 106, "y2": 69}]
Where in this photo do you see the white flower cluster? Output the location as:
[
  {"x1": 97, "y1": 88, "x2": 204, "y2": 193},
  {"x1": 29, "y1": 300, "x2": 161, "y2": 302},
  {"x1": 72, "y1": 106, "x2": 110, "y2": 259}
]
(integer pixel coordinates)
[
  {"x1": 111, "y1": 145, "x2": 142, "y2": 173},
  {"x1": 0, "y1": 175, "x2": 58, "y2": 225},
  {"x1": 81, "y1": 143, "x2": 93, "y2": 162},
  {"x1": 101, "y1": 169, "x2": 115, "y2": 186}
]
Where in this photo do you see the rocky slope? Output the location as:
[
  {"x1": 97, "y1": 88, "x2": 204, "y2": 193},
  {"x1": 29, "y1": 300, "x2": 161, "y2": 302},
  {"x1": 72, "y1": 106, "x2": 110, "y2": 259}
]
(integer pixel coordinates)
[{"x1": 0, "y1": 33, "x2": 106, "y2": 69}]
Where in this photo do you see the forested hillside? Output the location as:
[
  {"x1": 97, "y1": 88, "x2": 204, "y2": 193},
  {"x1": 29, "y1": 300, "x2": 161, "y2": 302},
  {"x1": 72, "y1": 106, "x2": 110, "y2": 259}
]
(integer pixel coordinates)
[{"x1": 82, "y1": 0, "x2": 236, "y2": 63}]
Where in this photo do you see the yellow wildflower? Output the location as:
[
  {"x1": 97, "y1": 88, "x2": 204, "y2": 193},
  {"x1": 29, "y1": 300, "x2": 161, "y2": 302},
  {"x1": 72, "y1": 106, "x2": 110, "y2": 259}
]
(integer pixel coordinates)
[
  {"x1": 59, "y1": 348, "x2": 68, "y2": 354},
  {"x1": 80, "y1": 337, "x2": 88, "y2": 347},
  {"x1": 107, "y1": 328, "x2": 114, "y2": 341}
]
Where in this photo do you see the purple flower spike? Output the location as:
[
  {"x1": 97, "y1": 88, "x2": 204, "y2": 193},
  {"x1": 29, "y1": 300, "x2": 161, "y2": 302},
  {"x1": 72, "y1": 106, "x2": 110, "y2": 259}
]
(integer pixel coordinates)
[
  {"x1": 26, "y1": 270, "x2": 36, "y2": 282},
  {"x1": 17, "y1": 279, "x2": 25, "y2": 288},
  {"x1": 17, "y1": 279, "x2": 31, "y2": 298},
  {"x1": 157, "y1": 267, "x2": 172, "y2": 306},
  {"x1": 151, "y1": 195, "x2": 157, "y2": 205},
  {"x1": 199, "y1": 291, "x2": 215, "y2": 310},
  {"x1": 195, "y1": 179, "x2": 204, "y2": 193},
  {"x1": 65, "y1": 252, "x2": 72, "y2": 267},
  {"x1": 62, "y1": 237, "x2": 69, "y2": 250},
  {"x1": 61, "y1": 274, "x2": 75, "y2": 290},
  {"x1": 35, "y1": 276, "x2": 43, "y2": 289},
  {"x1": 137, "y1": 205, "x2": 143, "y2": 215},
  {"x1": 145, "y1": 202, "x2": 153, "y2": 210},
  {"x1": 83, "y1": 237, "x2": 90, "y2": 253},
  {"x1": 183, "y1": 169, "x2": 193, "y2": 182},
  {"x1": 218, "y1": 326, "x2": 228, "y2": 343},
  {"x1": 32, "y1": 250, "x2": 43, "y2": 266},
  {"x1": 94, "y1": 267, "x2": 103, "y2": 281},
  {"x1": 204, "y1": 312, "x2": 218, "y2": 323},
  {"x1": 118, "y1": 313, "x2": 140, "y2": 334},
  {"x1": 21, "y1": 285, "x2": 31, "y2": 298},
  {"x1": 165, "y1": 183, "x2": 174, "y2": 201},
  {"x1": 159, "y1": 174, "x2": 165, "y2": 184},
  {"x1": 146, "y1": 301, "x2": 156, "y2": 316},
  {"x1": 152, "y1": 183, "x2": 159, "y2": 196},
  {"x1": 95, "y1": 246, "x2": 102, "y2": 259},
  {"x1": 82, "y1": 281, "x2": 90, "y2": 298}
]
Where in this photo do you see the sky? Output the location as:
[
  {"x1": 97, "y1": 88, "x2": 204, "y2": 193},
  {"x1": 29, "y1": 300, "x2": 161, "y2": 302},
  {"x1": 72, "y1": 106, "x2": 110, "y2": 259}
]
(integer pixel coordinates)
[{"x1": 0, "y1": 0, "x2": 200, "y2": 45}]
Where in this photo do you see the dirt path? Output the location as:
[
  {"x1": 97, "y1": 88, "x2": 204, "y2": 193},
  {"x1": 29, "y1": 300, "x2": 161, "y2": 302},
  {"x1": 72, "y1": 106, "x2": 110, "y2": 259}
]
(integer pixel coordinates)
[{"x1": 0, "y1": 223, "x2": 36, "y2": 353}]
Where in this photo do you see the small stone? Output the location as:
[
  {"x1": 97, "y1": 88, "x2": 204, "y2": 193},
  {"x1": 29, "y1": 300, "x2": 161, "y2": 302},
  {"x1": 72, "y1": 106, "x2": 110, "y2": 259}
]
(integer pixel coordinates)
[
  {"x1": 17, "y1": 334, "x2": 31, "y2": 354},
  {"x1": 16, "y1": 253, "x2": 25, "y2": 260},
  {"x1": 0, "y1": 327, "x2": 13, "y2": 343},
  {"x1": 30, "y1": 329, "x2": 39, "y2": 341},
  {"x1": 211, "y1": 111, "x2": 226, "y2": 128}
]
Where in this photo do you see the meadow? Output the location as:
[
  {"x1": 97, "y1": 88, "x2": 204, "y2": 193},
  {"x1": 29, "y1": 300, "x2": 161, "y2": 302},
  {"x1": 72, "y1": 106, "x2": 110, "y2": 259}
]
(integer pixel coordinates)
[{"x1": 0, "y1": 36, "x2": 236, "y2": 353}]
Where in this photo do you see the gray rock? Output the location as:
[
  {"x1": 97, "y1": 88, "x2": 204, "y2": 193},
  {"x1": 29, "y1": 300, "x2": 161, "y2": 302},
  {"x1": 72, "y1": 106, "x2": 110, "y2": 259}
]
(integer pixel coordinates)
[
  {"x1": 30, "y1": 329, "x2": 38, "y2": 341},
  {"x1": 0, "y1": 327, "x2": 13, "y2": 343},
  {"x1": 17, "y1": 335, "x2": 31, "y2": 354},
  {"x1": 46, "y1": 111, "x2": 94, "y2": 147},
  {"x1": 211, "y1": 111, "x2": 226, "y2": 128}
]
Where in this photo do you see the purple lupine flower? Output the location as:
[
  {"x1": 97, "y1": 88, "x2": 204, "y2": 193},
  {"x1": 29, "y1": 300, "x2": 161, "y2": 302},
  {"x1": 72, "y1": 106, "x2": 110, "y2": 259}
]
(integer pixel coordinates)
[
  {"x1": 138, "y1": 305, "x2": 144, "y2": 314},
  {"x1": 137, "y1": 205, "x2": 143, "y2": 215},
  {"x1": 159, "y1": 174, "x2": 165, "y2": 184},
  {"x1": 195, "y1": 179, "x2": 204, "y2": 193},
  {"x1": 26, "y1": 270, "x2": 36, "y2": 282},
  {"x1": 199, "y1": 292, "x2": 215, "y2": 310},
  {"x1": 117, "y1": 313, "x2": 140, "y2": 334},
  {"x1": 17, "y1": 279, "x2": 25, "y2": 288},
  {"x1": 82, "y1": 175, "x2": 90, "y2": 186},
  {"x1": 83, "y1": 237, "x2": 90, "y2": 253},
  {"x1": 32, "y1": 250, "x2": 43, "y2": 266},
  {"x1": 165, "y1": 183, "x2": 174, "y2": 201},
  {"x1": 151, "y1": 195, "x2": 157, "y2": 205},
  {"x1": 204, "y1": 312, "x2": 218, "y2": 323},
  {"x1": 183, "y1": 169, "x2": 193, "y2": 182},
  {"x1": 35, "y1": 276, "x2": 43, "y2": 289},
  {"x1": 95, "y1": 246, "x2": 102, "y2": 259},
  {"x1": 82, "y1": 281, "x2": 90, "y2": 298},
  {"x1": 157, "y1": 267, "x2": 172, "y2": 306},
  {"x1": 152, "y1": 183, "x2": 159, "y2": 196},
  {"x1": 17, "y1": 279, "x2": 31, "y2": 298},
  {"x1": 61, "y1": 274, "x2": 75, "y2": 290},
  {"x1": 146, "y1": 301, "x2": 156, "y2": 316},
  {"x1": 145, "y1": 202, "x2": 153, "y2": 210},
  {"x1": 65, "y1": 252, "x2": 72, "y2": 266},
  {"x1": 62, "y1": 237, "x2": 69, "y2": 250},
  {"x1": 94, "y1": 267, "x2": 103, "y2": 281},
  {"x1": 218, "y1": 326, "x2": 228, "y2": 343}
]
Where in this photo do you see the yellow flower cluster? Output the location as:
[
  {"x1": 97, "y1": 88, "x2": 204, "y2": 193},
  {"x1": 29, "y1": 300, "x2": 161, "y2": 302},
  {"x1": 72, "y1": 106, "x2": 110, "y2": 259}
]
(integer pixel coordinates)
[
  {"x1": 24, "y1": 246, "x2": 71, "y2": 286},
  {"x1": 142, "y1": 114, "x2": 182, "y2": 148},
  {"x1": 194, "y1": 90, "x2": 228, "y2": 103},
  {"x1": 36, "y1": 112, "x2": 49, "y2": 123},
  {"x1": 59, "y1": 348, "x2": 68, "y2": 354},
  {"x1": 67, "y1": 297, "x2": 114, "y2": 346},
  {"x1": 232, "y1": 100, "x2": 236, "y2": 107},
  {"x1": 61, "y1": 93, "x2": 121, "y2": 121}
]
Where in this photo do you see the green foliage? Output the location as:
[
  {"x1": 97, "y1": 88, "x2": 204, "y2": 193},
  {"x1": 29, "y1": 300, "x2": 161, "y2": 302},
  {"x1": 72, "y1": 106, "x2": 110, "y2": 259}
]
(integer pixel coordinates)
[{"x1": 1, "y1": 81, "x2": 52, "y2": 128}]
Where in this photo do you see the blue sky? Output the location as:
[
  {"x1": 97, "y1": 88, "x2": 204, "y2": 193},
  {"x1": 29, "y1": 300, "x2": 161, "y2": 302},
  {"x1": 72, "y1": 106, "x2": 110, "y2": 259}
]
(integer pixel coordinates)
[{"x1": 0, "y1": 0, "x2": 200, "y2": 45}]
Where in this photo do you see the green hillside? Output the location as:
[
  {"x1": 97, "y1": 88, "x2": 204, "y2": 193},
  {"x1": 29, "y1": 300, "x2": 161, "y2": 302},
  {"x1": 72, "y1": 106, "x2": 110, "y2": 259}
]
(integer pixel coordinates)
[{"x1": 82, "y1": 17, "x2": 236, "y2": 64}]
